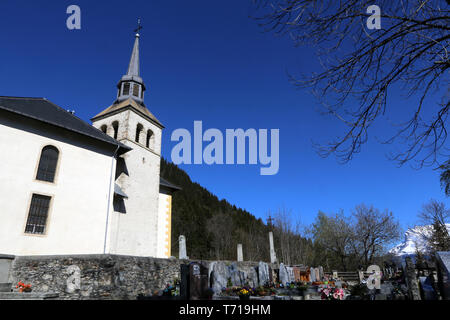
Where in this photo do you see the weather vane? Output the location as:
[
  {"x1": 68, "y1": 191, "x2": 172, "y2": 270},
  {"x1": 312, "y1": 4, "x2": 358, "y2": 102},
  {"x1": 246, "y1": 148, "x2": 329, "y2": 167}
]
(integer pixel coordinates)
[{"x1": 134, "y1": 18, "x2": 143, "y2": 35}]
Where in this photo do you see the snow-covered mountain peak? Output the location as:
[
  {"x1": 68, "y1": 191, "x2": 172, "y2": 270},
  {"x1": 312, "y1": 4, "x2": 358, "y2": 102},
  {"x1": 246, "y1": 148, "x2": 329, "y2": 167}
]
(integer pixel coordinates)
[{"x1": 389, "y1": 224, "x2": 450, "y2": 256}]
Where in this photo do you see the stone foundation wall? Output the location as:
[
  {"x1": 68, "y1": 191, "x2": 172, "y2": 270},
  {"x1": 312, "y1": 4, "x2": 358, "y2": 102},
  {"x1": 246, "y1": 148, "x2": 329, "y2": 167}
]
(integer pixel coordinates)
[
  {"x1": 7, "y1": 255, "x2": 277, "y2": 300},
  {"x1": 7, "y1": 254, "x2": 280, "y2": 300},
  {"x1": 9, "y1": 255, "x2": 186, "y2": 300}
]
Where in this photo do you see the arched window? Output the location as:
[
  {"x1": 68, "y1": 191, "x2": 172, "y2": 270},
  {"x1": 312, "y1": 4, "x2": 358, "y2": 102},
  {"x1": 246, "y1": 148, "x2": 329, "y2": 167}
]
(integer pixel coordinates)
[
  {"x1": 135, "y1": 124, "x2": 144, "y2": 143},
  {"x1": 146, "y1": 129, "x2": 154, "y2": 149},
  {"x1": 36, "y1": 146, "x2": 59, "y2": 183},
  {"x1": 112, "y1": 121, "x2": 119, "y2": 140},
  {"x1": 101, "y1": 125, "x2": 107, "y2": 134}
]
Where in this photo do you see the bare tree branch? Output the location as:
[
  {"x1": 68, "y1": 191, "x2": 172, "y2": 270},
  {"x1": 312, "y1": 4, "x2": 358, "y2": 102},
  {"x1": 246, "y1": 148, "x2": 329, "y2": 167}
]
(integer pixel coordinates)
[{"x1": 254, "y1": 0, "x2": 449, "y2": 168}]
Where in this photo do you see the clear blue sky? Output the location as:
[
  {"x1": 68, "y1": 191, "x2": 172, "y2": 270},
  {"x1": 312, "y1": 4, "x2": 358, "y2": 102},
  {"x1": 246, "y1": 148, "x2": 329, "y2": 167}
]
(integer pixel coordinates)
[{"x1": 1, "y1": 0, "x2": 447, "y2": 231}]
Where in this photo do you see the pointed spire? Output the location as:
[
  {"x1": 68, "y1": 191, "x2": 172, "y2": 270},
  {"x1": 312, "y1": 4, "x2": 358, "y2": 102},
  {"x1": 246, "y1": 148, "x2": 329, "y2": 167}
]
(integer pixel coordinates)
[
  {"x1": 126, "y1": 35, "x2": 140, "y2": 77},
  {"x1": 116, "y1": 19, "x2": 146, "y2": 105}
]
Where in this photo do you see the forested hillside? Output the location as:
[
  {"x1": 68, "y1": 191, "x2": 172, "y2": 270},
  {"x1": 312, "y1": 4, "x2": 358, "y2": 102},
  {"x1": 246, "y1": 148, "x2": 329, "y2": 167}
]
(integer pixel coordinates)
[{"x1": 160, "y1": 158, "x2": 313, "y2": 263}]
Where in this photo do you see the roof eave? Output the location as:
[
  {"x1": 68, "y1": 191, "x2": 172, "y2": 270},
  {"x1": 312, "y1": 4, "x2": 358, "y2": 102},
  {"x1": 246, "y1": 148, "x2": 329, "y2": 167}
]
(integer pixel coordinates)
[{"x1": 0, "y1": 104, "x2": 131, "y2": 155}]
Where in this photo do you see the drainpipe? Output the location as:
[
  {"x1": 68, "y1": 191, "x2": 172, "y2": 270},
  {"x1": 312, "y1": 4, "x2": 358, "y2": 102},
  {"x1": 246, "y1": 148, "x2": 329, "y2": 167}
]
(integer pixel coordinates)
[{"x1": 103, "y1": 145, "x2": 120, "y2": 254}]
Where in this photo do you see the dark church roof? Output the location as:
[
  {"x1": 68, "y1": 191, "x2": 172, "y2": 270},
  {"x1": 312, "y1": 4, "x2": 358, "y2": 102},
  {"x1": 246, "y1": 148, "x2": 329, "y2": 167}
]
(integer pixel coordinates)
[
  {"x1": 160, "y1": 177, "x2": 182, "y2": 192},
  {"x1": 0, "y1": 96, "x2": 131, "y2": 155}
]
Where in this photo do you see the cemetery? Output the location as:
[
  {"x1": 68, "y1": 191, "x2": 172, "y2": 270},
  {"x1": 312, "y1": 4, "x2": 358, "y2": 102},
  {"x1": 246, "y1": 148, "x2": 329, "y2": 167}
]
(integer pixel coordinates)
[{"x1": 1, "y1": 233, "x2": 450, "y2": 300}]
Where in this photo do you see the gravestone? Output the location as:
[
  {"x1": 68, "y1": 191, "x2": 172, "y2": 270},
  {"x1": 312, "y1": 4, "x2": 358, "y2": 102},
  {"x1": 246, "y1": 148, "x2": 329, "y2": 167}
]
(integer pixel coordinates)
[
  {"x1": 310, "y1": 267, "x2": 316, "y2": 282},
  {"x1": 246, "y1": 267, "x2": 258, "y2": 288},
  {"x1": 258, "y1": 262, "x2": 270, "y2": 287},
  {"x1": 270, "y1": 266, "x2": 277, "y2": 284},
  {"x1": 286, "y1": 267, "x2": 295, "y2": 283},
  {"x1": 319, "y1": 266, "x2": 324, "y2": 281},
  {"x1": 269, "y1": 232, "x2": 277, "y2": 264},
  {"x1": 419, "y1": 275, "x2": 438, "y2": 300},
  {"x1": 436, "y1": 251, "x2": 450, "y2": 299},
  {"x1": 180, "y1": 264, "x2": 190, "y2": 299},
  {"x1": 189, "y1": 262, "x2": 209, "y2": 300},
  {"x1": 315, "y1": 268, "x2": 320, "y2": 282},
  {"x1": 229, "y1": 263, "x2": 246, "y2": 287},
  {"x1": 301, "y1": 270, "x2": 310, "y2": 282},
  {"x1": 404, "y1": 257, "x2": 421, "y2": 300},
  {"x1": 237, "y1": 244, "x2": 243, "y2": 262},
  {"x1": 209, "y1": 261, "x2": 231, "y2": 294},
  {"x1": 279, "y1": 263, "x2": 289, "y2": 285},
  {"x1": 0, "y1": 255, "x2": 14, "y2": 283},
  {"x1": 293, "y1": 267, "x2": 301, "y2": 282},
  {"x1": 179, "y1": 235, "x2": 189, "y2": 260}
]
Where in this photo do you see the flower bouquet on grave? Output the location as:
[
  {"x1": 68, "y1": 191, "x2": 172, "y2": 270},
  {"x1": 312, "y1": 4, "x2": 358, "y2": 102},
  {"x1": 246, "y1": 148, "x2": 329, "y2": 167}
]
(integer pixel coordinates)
[
  {"x1": 16, "y1": 282, "x2": 32, "y2": 293},
  {"x1": 237, "y1": 287, "x2": 253, "y2": 300},
  {"x1": 320, "y1": 286, "x2": 344, "y2": 300},
  {"x1": 162, "y1": 283, "x2": 178, "y2": 297}
]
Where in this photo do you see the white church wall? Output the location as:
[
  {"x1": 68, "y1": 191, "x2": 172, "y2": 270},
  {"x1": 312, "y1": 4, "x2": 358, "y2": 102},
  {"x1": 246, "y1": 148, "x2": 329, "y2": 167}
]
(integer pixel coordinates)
[
  {"x1": 0, "y1": 115, "x2": 116, "y2": 256},
  {"x1": 93, "y1": 109, "x2": 163, "y2": 257}
]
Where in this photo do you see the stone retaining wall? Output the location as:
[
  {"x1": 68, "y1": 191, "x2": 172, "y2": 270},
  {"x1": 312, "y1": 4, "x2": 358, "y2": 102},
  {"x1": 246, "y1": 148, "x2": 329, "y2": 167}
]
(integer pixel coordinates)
[
  {"x1": 8, "y1": 255, "x2": 275, "y2": 300},
  {"x1": 9, "y1": 255, "x2": 186, "y2": 300}
]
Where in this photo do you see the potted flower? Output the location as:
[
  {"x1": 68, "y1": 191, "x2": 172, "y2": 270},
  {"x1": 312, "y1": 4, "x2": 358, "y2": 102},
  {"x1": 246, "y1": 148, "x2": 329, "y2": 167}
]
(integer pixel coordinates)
[
  {"x1": 237, "y1": 287, "x2": 252, "y2": 300},
  {"x1": 16, "y1": 282, "x2": 32, "y2": 293}
]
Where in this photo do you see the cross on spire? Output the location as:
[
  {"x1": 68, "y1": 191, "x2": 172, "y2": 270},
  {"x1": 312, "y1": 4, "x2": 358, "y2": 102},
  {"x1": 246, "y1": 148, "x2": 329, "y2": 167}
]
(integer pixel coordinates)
[{"x1": 134, "y1": 18, "x2": 143, "y2": 35}]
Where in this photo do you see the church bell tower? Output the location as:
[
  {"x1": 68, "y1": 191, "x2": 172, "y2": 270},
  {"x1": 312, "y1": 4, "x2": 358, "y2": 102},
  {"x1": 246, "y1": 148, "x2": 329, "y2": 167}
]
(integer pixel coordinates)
[{"x1": 91, "y1": 20, "x2": 165, "y2": 257}]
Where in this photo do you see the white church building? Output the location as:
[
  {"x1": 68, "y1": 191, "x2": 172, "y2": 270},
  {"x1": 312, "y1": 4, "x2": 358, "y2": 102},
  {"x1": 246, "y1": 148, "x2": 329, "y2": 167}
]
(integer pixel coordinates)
[{"x1": 0, "y1": 31, "x2": 180, "y2": 258}]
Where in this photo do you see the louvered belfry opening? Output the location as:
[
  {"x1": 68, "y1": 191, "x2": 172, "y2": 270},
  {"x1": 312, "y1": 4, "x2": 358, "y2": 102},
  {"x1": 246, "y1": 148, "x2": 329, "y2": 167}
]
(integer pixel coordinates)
[
  {"x1": 133, "y1": 83, "x2": 140, "y2": 97},
  {"x1": 123, "y1": 83, "x2": 131, "y2": 96}
]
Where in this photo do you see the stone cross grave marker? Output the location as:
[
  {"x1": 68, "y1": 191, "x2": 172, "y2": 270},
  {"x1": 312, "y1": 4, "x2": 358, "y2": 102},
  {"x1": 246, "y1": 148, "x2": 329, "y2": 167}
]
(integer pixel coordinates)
[{"x1": 269, "y1": 232, "x2": 277, "y2": 264}]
